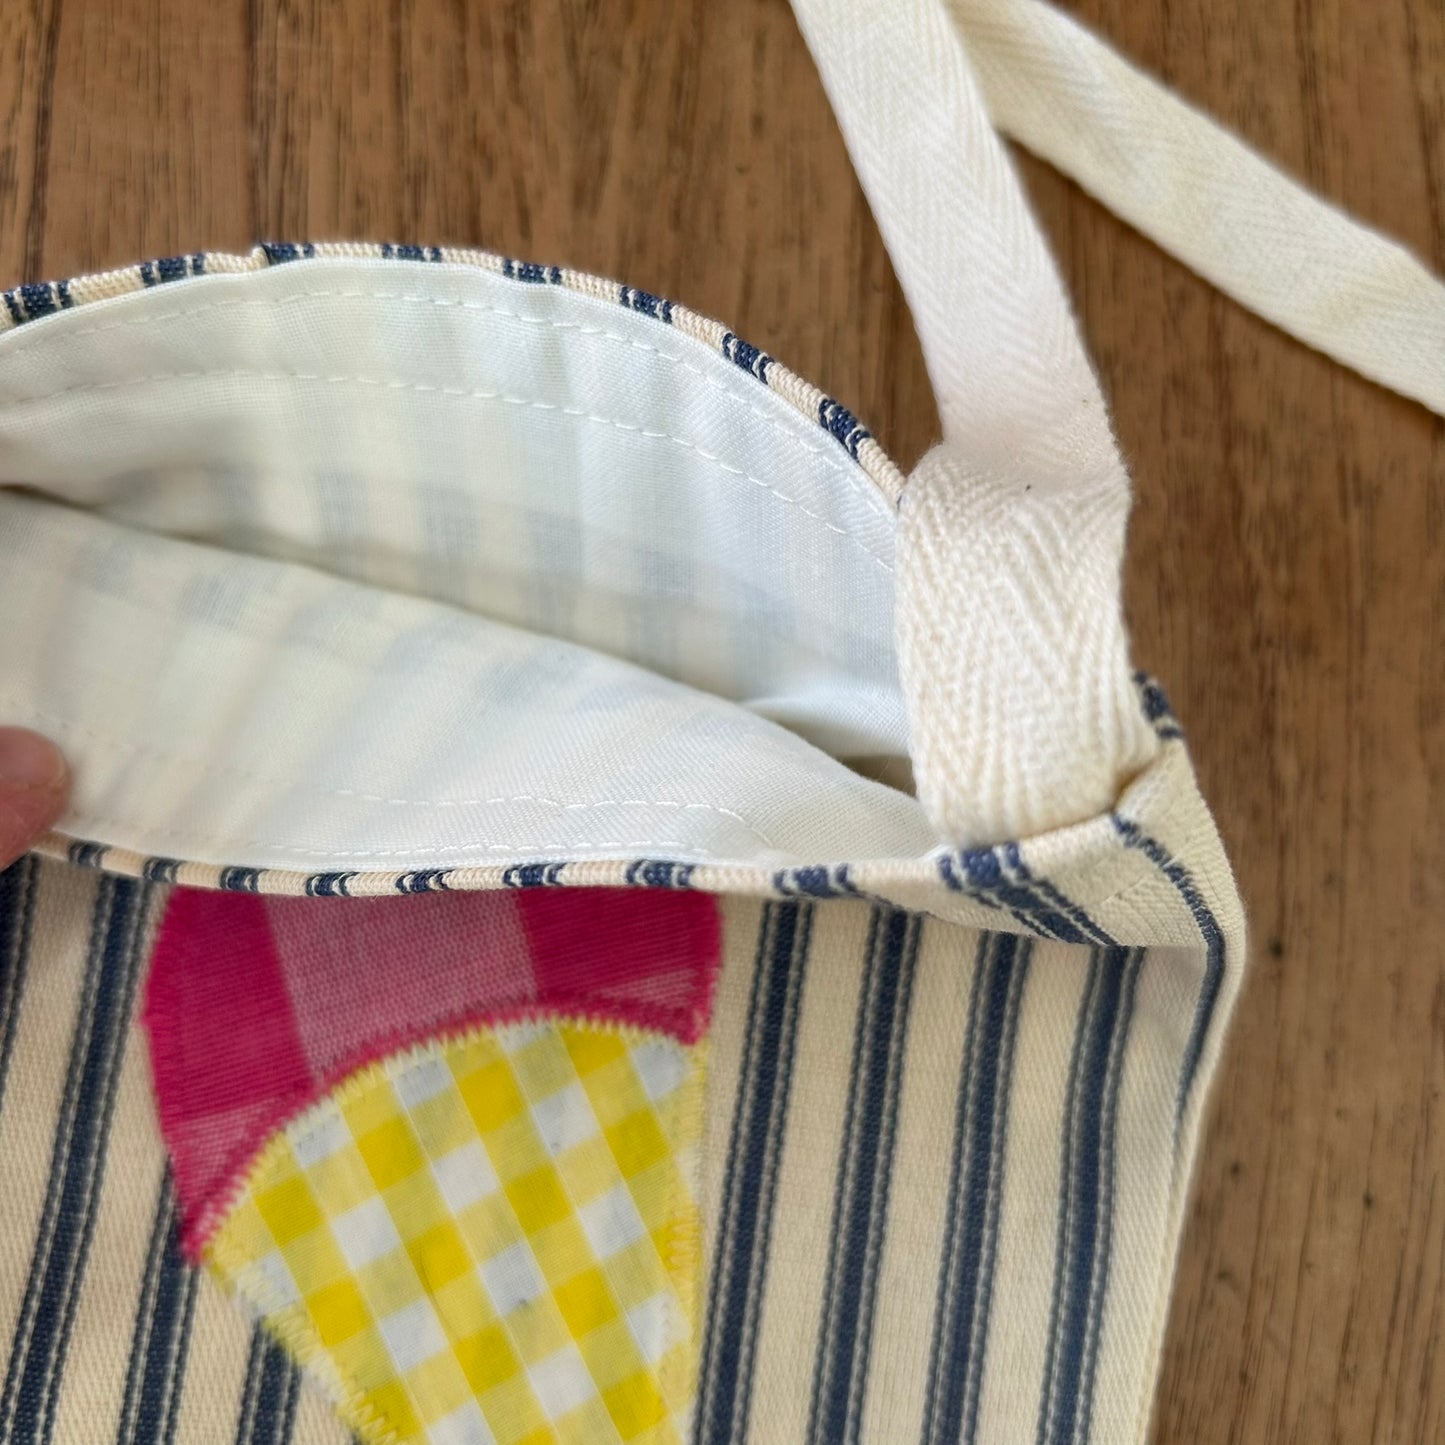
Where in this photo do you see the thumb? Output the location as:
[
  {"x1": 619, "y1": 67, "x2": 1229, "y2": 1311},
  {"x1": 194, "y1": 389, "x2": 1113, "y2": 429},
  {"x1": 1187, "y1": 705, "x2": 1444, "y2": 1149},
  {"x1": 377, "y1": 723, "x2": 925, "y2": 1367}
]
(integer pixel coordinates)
[{"x1": 0, "y1": 729, "x2": 70, "y2": 871}]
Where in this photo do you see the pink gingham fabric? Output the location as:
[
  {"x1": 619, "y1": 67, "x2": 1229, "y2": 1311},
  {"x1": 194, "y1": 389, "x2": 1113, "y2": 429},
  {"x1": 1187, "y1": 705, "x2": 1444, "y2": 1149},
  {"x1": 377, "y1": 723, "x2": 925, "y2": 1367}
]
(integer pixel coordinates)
[{"x1": 144, "y1": 887, "x2": 721, "y2": 1255}]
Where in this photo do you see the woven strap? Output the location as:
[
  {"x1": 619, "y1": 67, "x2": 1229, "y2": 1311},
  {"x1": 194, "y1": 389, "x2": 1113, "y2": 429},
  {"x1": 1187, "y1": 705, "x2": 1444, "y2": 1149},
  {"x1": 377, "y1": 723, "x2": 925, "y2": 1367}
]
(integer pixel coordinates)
[
  {"x1": 956, "y1": 0, "x2": 1445, "y2": 419},
  {"x1": 790, "y1": 0, "x2": 1445, "y2": 848}
]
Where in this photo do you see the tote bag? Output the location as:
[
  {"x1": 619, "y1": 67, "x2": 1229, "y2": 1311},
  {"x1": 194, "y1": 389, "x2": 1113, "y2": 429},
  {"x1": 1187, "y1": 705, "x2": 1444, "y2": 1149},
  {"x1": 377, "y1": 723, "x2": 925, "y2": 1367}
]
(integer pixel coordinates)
[{"x1": 0, "y1": 1, "x2": 1438, "y2": 1442}]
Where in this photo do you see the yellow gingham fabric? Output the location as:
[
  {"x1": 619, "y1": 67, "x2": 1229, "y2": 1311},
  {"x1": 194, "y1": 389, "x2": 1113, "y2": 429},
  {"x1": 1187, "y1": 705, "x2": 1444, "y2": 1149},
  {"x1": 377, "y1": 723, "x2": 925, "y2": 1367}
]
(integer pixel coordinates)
[{"x1": 206, "y1": 1019, "x2": 704, "y2": 1445}]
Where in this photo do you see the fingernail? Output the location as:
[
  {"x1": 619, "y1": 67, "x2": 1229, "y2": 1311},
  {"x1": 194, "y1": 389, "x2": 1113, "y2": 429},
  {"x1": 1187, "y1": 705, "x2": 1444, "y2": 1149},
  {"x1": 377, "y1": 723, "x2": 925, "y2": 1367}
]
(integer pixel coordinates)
[{"x1": 0, "y1": 729, "x2": 67, "y2": 791}]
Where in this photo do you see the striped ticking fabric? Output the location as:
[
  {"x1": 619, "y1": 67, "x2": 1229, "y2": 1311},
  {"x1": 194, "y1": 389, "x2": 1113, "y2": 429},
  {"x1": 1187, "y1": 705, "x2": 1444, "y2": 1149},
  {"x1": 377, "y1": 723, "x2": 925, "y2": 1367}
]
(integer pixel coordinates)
[{"x1": 0, "y1": 855, "x2": 1233, "y2": 1443}]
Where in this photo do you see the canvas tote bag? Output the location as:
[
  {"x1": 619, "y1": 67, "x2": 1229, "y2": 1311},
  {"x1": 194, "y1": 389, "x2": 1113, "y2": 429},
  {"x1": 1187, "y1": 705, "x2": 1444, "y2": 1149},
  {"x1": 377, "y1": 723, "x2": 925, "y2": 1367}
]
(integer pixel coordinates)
[{"x1": 0, "y1": 0, "x2": 1438, "y2": 1441}]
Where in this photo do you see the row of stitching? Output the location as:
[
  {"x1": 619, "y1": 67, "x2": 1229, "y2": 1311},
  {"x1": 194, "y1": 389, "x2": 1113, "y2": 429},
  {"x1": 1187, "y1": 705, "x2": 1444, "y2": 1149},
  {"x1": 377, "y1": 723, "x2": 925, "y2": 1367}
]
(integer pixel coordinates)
[
  {"x1": 191, "y1": 1008, "x2": 700, "y2": 1257},
  {"x1": 49, "y1": 816, "x2": 739, "y2": 862},
  {"x1": 0, "y1": 286, "x2": 882, "y2": 506},
  {"x1": 205, "y1": 1012, "x2": 700, "y2": 1445},
  {"x1": 202, "y1": 1239, "x2": 402, "y2": 1445},
  {"x1": 11, "y1": 706, "x2": 785, "y2": 850},
  {"x1": 0, "y1": 367, "x2": 893, "y2": 572}
]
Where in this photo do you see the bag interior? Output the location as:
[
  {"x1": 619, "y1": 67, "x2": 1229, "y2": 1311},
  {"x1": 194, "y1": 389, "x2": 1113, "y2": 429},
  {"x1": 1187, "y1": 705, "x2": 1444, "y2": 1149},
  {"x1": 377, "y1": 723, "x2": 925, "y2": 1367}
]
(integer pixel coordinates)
[{"x1": 0, "y1": 258, "x2": 942, "y2": 876}]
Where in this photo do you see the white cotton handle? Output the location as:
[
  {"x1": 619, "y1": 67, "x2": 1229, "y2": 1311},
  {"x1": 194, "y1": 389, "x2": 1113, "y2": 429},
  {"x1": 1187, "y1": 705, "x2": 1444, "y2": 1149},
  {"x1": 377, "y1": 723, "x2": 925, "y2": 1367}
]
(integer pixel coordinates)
[
  {"x1": 953, "y1": 0, "x2": 1445, "y2": 419},
  {"x1": 790, "y1": 0, "x2": 1445, "y2": 849},
  {"x1": 790, "y1": 0, "x2": 1158, "y2": 847}
]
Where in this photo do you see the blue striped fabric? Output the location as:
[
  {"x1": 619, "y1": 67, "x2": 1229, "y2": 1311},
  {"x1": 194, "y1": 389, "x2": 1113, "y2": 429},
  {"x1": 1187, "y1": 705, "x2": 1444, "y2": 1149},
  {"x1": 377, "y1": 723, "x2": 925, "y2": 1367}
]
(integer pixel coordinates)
[
  {"x1": 116, "y1": 1175, "x2": 198, "y2": 1445},
  {"x1": 0, "y1": 238, "x2": 1241, "y2": 1445},
  {"x1": 0, "y1": 810, "x2": 1239, "y2": 1443},
  {"x1": 921, "y1": 932, "x2": 1032, "y2": 1445},
  {"x1": 0, "y1": 876, "x2": 152, "y2": 1443},
  {"x1": 0, "y1": 860, "x2": 354, "y2": 1445},
  {"x1": 1034, "y1": 948, "x2": 1143, "y2": 1445},
  {"x1": 806, "y1": 908, "x2": 922, "y2": 1445},
  {"x1": 232, "y1": 1328, "x2": 303, "y2": 1445},
  {"x1": 0, "y1": 856, "x2": 38, "y2": 1117},
  {"x1": 1112, "y1": 819, "x2": 1226, "y2": 1121},
  {"x1": 698, "y1": 902, "x2": 814, "y2": 1445}
]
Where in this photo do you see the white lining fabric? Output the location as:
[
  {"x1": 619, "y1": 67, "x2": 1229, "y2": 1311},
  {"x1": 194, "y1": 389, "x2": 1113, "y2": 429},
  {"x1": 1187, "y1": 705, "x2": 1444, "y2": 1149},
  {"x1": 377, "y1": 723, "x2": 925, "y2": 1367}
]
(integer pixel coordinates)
[
  {"x1": 1, "y1": 0, "x2": 1439, "y2": 882},
  {"x1": 0, "y1": 260, "x2": 931, "y2": 874}
]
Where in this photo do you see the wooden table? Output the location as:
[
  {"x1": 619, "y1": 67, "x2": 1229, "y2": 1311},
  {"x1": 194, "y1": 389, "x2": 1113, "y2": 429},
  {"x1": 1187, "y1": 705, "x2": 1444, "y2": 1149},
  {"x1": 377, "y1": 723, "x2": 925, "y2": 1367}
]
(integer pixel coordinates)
[{"x1": 1, "y1": 1, "x2": 1440, "y2": 1439}]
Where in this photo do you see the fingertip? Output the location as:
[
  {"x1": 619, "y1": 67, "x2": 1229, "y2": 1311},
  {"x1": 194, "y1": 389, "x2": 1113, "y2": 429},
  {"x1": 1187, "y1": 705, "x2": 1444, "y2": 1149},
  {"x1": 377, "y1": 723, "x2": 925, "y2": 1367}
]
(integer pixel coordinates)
[{"x1": 0, "y1": 729, "x2": 70, "y2": 869}]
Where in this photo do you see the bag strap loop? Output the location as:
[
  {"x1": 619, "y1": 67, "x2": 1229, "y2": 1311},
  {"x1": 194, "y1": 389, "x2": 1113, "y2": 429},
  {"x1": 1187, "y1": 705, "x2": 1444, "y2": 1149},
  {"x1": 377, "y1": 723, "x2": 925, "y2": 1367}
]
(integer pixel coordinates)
[{"x1": 790, "y1": 0, "x2": 1444, "y2": 848}]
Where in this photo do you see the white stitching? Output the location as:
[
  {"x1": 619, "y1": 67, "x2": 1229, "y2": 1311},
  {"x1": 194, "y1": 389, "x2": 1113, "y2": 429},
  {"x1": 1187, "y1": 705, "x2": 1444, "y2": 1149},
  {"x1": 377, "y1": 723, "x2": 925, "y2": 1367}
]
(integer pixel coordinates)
[
  {"x1": 14, "y1": 706, "x2": 785, "y2": 850},
  {"x1": 0, "y1": 366, "x2": 893, "y2": 572},
  {"x1": 54, "y1": 816, "x2": 733, "y2": 861},
  {"x1": 0, "y1": 287, "x2": 889, "y2": 513}
]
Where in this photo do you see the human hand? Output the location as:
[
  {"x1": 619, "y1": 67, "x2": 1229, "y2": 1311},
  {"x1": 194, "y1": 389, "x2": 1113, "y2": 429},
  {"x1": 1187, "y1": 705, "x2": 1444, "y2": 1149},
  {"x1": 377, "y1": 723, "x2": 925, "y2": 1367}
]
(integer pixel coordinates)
[{"x1": 0, "y1": 729, "x2": 70, "y2": 871}]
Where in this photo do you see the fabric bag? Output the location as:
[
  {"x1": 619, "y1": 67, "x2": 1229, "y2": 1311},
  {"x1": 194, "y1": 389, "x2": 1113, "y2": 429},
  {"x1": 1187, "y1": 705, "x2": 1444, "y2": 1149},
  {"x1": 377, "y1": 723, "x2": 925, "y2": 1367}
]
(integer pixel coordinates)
[{"x1": 0, "y1": 1, "x2": 1438, "y2": 1441}]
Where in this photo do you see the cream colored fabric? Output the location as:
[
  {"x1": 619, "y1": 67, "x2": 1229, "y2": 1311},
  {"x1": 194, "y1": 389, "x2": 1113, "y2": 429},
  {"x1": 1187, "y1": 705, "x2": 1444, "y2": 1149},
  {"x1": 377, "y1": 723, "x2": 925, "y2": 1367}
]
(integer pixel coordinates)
[
  {"x1": 951, "y1": 0, "x2": 1445, "y2": 418},
  {"x1": 0, "y1": 857, "x2": 1240, "y2": 1444},
  {"x1": 0, "y1": 859, "x2": 352, "y2": 1445}
]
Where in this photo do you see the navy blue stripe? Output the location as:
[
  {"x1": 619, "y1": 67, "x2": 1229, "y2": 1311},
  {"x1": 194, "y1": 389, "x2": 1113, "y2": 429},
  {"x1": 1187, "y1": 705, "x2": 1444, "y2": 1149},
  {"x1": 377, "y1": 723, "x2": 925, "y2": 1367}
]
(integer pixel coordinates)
[
  {"x1": 937, "y1": 846, "x2": 1115, "y2": 947},
  {"x1": 257, "y1": 1341, "x2": 300, "y2": 1445},
  {"x1": 218, "y1": 866, "x2": 261, "y2": 892},
  {"x1": 67, "y1": 840, "x2": 107, "y2": 870},
  {"x1": 55, "y1": 280, "x2": 72, "y2": 309},
  {"x1": 501, "y1": 861, "x2": 567, "y2": 888},
  {"x1": 116, "y1": 1175, "x2": 174, "y2": 1443},
  {"x1": 255, "y1": 1340, "x2": 300, "y2": 1445},
  {"x1": 232, "y1": 1333, "x2": 263, "y2": 1445},
  {"x1": 939, "y1": 849, "x2": 1068, "y2": 940},
  {"x1": 1002, "y1": 844, "x2": 1116, "y2": 947},
  {"x1": 818, "y1": 398, "x2": 871, "y2": 459},
  {"x1": 721, "y1": 331, "x2": 772, "y2": 381},
  {"x1": 1111, "y1": 816, "x2": 1225, "y2": 1117},
  {"x1": 1074, "y1": 953, "x2": 1142, "y2": 1445},
  {"x1": 1035, "y1": 954, "x2": 1096, "y2": 1445},
  {"x1": 922, "y1": 932, "x2": 1032, "y2": 1445},
  {"x1": 504, "y1": 258, "x2": 560, "y2": 285},
  {"x1": 140, "y1": 1210, "x2": 196, "y2": 1445},
  {"x1": 807, "y1": 908, "x2": 922, "y2": 1444},
  {"x1": 232, "y1": 1330, "x2": 267, "y2": 1445},
  {"x1": 619, "y1": 284, "x2": 672, "y2": 321},
  {"x1": 139, "y1": 261, "x2": 157, "y2": 287},
  {"x1": 1034, "y1": 946, "x2": 1141, "y2": 1445},
  {"x1": 234, "y1": 1326, "x2": 300, "y2": 1445},
  {"x1": 116, "y1": 1175, "x2": 197, "y2": 1445},
  {"x1": 0, "y1": 857, "x2": 40, "y2": 1116},
  {"x1": 142, "y1": 857, "x2": 182, "y2": 886},
  {"x1": 4, "y1": 291, "x2": 24, "y2": 325},
  {"x1": 303, "y1": 871, "x2": 355, "y2": 898},
  {"x1": 0, "y1": 877, "x2": 151, "y2": 1444},
  {"x1": 773, "y1": 863, "x2": 862, "y2": 899},
  {"x1": 698, "y1": 902, "x2": 812, "y2": 1445},
  {"x1": 395, "y1": 868, "x2": 452, "y2": 894},
  {"x1": 190, "y1": 253, "x2": 207, "y2": 276},
  {"x1": 623, "y1": 860, "x2": 695, "y2": 889},
  {"x1": 19, "y1": 283, "x2": 57, "y2": 318}
]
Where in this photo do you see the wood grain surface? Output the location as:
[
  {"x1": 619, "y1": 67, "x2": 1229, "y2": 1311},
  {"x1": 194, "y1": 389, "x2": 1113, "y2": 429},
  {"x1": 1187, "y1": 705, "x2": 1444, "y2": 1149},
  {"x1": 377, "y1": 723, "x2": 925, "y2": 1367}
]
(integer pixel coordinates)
[{"x1": 0, "y1": 0, "x2": 1441, "y2": 1440}]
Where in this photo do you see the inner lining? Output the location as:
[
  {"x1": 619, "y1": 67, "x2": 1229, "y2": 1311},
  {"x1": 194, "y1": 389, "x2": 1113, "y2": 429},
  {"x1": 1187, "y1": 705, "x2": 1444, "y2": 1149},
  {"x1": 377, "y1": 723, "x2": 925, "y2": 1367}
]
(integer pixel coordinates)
[{"x1": 0, "y1": 257, "x2": 939, "y2": 874}]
